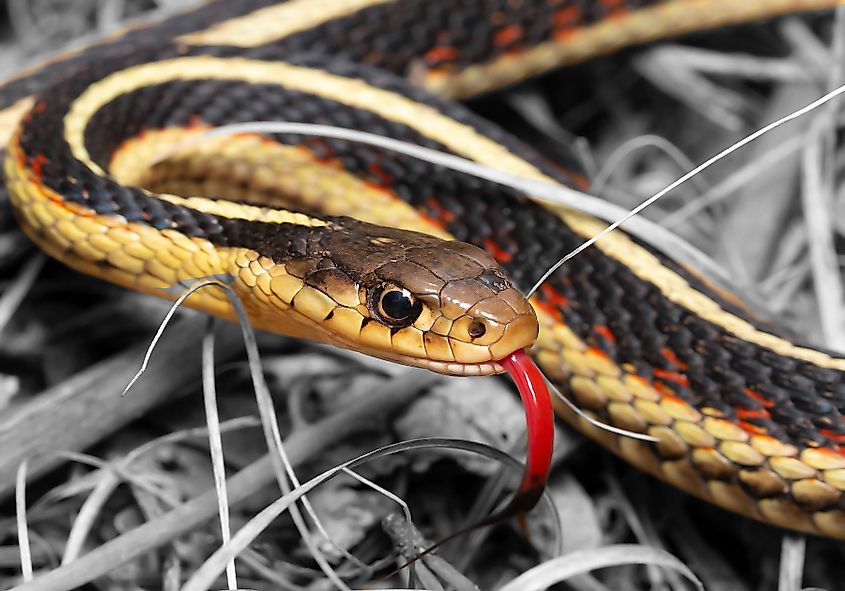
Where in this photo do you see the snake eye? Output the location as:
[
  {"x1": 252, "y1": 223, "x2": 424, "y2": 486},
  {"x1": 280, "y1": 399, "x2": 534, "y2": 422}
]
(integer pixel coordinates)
[{"x1": 371, "y1": 284, "x2": 422, "y2": 327}]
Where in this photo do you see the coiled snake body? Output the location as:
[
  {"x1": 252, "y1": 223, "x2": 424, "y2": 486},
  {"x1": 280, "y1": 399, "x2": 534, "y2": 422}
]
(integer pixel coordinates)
[{"x1": 3, "y1": 0, "x2": 845, "y2": 539}]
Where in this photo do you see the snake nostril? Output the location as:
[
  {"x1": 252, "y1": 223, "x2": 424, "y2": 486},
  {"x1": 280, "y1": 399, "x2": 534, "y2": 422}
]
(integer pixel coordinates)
[{"x1": 468, "y1": 320, "x2": 487, "y2": 339}]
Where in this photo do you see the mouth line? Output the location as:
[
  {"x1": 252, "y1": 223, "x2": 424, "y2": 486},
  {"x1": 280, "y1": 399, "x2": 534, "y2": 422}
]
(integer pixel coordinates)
[
  {"x1": 346, "y1": 342, "x2": 505, "y2": 376},
  {"x1": 377, "y1": 349, "x2": 504, "y2": 376},
  {"x1": 296, "y1": 315, "x2": 509, "y2": 375}
]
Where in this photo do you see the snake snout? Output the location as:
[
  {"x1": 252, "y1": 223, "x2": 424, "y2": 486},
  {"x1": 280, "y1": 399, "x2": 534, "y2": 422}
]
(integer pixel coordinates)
[{"x1": 461, "y1": 289, "x2": 539, "y2": 360}]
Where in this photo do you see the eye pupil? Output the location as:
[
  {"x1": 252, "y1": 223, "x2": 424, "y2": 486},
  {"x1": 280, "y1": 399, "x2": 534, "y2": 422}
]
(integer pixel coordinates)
[{"x1": 376, "y1": 287, "x2": 422, "y2": 326}]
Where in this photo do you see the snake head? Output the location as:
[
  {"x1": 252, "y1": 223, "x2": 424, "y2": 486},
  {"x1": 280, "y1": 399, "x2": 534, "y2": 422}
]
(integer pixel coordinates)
[
  {"x1": 252, "y1": 218, "x2": 538, "y2": 376},
  {"x1": 357, "y1": 234, "x2": 539, "y2": 375}
]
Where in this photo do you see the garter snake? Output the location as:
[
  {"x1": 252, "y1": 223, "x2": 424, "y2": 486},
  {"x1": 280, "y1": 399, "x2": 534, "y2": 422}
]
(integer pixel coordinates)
[{"x1": 2, "y1": 0, "x2": 845, "y2": 540}]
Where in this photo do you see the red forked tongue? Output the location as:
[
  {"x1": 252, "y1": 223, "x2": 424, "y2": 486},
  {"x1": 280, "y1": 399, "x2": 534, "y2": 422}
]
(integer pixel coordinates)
[
  {"x1": 499, "y1": 348, "x2": 554, "y2": 515},
  {"x1": 384, "y1": 349, "x2": 555, "y2": 576}
]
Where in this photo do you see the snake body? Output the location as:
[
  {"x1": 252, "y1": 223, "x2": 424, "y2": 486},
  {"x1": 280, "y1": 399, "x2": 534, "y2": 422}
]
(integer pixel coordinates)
[{"x1": 3, "y1": 0, "x2": 845, "y2": 539}]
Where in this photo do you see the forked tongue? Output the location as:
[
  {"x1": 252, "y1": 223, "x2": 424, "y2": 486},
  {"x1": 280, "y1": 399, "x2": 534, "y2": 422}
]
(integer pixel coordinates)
[
  {"x1": 385, "y1": 349, "x2": 555, "y2": 576},
  {"x1": 499, "y1": 348, "x2": 554, "y2": 516}
]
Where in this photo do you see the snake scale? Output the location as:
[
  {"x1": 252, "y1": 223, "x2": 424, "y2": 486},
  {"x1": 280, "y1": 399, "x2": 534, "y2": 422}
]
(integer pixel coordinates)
[{"x1": 2, "y1": 0, "x2": 845, "y2": 540}]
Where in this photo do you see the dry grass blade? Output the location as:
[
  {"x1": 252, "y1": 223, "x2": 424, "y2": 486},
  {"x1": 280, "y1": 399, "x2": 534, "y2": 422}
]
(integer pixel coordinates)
[
  {"x1": 14, "y1": 461, "x2": 31, "y2": 582},
  {"x1": 341, "y1": 468, "x2": 413, "y2": 582},
  {"x1": 8, "y1": 373, "x2": 430, "y2": 591},
  {"x1": 201, "y1": 319, "x2": 238, "y2": 590},
  {"x1": 528, "y1": 79, "x2": 845, "y2": 297},
  {"x1": 496, "y1": 545, "x2": 704, "y2": 591},
  {"x1": 59, "y1": 417, "x2": 259, "y2": 566},
  {"x1": 181, "y1": 437, "x2": 556, "y2": 591},
  {"x1": 779, "y1": 536, "x2": 806, "y2": 591},
  {"x1": 591, "y1": 135, "x2": 704, "y2": 196},
  {"x1": 0, "y1": 317, "x2": 243, "y2": 498},
  {"x1": 800, "y1": 6, "x2": 845, "y2": 349},
  {"x1": 177, "y1": 122, "x2": 731, "y2": 286},
  {"x1": 0, "y1": 254, "x2": 44, "y2": 335},
  {"x1": 123, "y1": 277, "x2": 352, "y2": 588},
  {"x1": 504, "y1": 87, "x2": 596, "y2": 175}
]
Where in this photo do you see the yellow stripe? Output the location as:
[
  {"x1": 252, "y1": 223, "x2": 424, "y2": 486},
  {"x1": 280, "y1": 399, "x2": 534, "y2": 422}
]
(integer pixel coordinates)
[
  {"x1": 178, "y1": 0, "x2": 395, "y2": 48},
  {"x1": 0, "y1": 97, "x2": 34, "y2": 150},
  {"x1": 157, "y1": 193, "x2": 328, "y2": 227},
  {"x1": 63, "y1": 55, "x2": 845, "y2": 370},
  {"x1": 109, "y1": 127, "x2": 449, "y2": 237},
  {"x1": 424, "y1": 0, "x2": 842, "y2": 98}
]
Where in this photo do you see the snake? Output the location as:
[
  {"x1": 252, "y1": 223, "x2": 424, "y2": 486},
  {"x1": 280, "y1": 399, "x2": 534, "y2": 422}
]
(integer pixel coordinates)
[{"x1": 2, "y1": 0, "x2": 845, "y2": 541}]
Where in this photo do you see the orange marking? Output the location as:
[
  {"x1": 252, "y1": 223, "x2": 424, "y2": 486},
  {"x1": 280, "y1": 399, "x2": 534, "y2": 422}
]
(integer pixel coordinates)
[
  {"x1": 540, "y1": 284, "x2": 569, "y2": 308},
  {"x1": 743, "y1": 388, "x2": 775, "y2": 408},
  {"x1": 62, "y1": 200, "x2": 94, "y2": 217},
  {"x1": 425, "y1": 197, "x2": 456, "y2": 222},
  {"x1": 653, "y1": 382, "x2": 676, "y2": 398},
  {"x1": 30, "y1": 154, "x2": 46, "y2": 179},
  {"x1": 494, "y1": 25, "x2": 523, "y2": 47},
  {"x1": 304, "y1": 137, "x2": 336, "y2": 162},
  {"x1": 484, "y1": 238, "x2": 512, "y2": 263},
  {"x1": 593, "y1": 324, "x2": 616, "y2": 344},
  {"x1": 736, "y1": 408, "x2": 771, "y2": 421},
  {"x1": 186, "y1": 114, "x2": 204, "y2": 128},
  {"x1": 818, "y1": 432, "x2": 844, "y2": 453},
  {"x1": 811, "y1": 446, "x2": 845, "y2": 458},
  {"x1": 552, "y1": 5, "x2": 581, "y2": 27},
  {"x1": 738, "y1": 421, "x2": 768, "y2": 435},
  {"x1": 586, "y1": 347, "x2": 611, "y2": 362},
  {"x1": 660, "y1": 347, "x2": 687, "y2": 370},
  {"x1": 424, "y1": 45, "x2": 458, "y2": 64},
  {"x1": 534, "y1": 299, "x2": 564, "y2": 323},
  {"x1": 367, "y1": 162, "x2": 392, "y2": 186},
  {"x1": 653, "y1": 369, "x2": 689, "y2": 387}
]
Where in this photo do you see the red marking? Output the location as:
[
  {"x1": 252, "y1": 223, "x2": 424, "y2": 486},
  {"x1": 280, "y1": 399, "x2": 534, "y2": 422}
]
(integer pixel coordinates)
[
  {"x1": 33, "y1": 101, "x2": 46, "y2": 113},
  {"x1": 30, "y1": 154, "x2": 46, "y2": 179},
  {"x1": 484, "y1": 238, "x2": 512, "y2": 263},
  {"x1": 304, "y1": 137, "x2": 336, "y2": 162},
  {"x1": 534, "y1": 299, "x2": 564, "y2": 323},
  {"x1": 494, "y1": 25, "x2": 523, "y2": 47},
  {"x1": 367, "y1": 162, "x2": 392, "y2": 186},
  {"x1": 552, "y1": 5, "x2": 582, "y2": 27},
  {"x1": 424, "y1": 45, "x2": 458, "y2": 64},
  {"x1": 660, "y1": 347, "x2": 687, "y2": 370},
  {"x1": 593, "y1": 324, "x2": 616, "y2": 344},
  {"x1": 738, "y1": 421, "x2": 768, "y2": 435},
  {"x1": 652, "y1": 369, "x2": 689, "y2": 387},
  {"x1": 552, "y1": 5, "x2": 582, "y2": 41},
  {"x1": 811, "y1": 444, "x2": 845, "y2": 457},
  {"x1": 186, "y1": 114, "x2": 204, "y2": 129},
  {"x1": 653, "y1": 382, "x2": 676, "y2": 398},
  {"x1": 743, "y1": 388, "x2": 774, "y2": 408},
  {"x1": 586, "y1": 347, "x2": 611, "y2": 361},
  {"x1": 502, "y1": 349, "x2": 554, "y2": 513},
  {"x1": 540, "y1": 284, "x2": 570, "y2": 308},
  {"x1": 425, "y1": 197, "x2": 456, "y2": 222},
  {"x1": 415, "y1": 212, "x2": 446, "y2": 230},
  {"x1": 736, "y1": 408, "x2": 771, "y2": 421},
  {"x1": 534, "y1": 280, "x2": 571, "y2": 324}
]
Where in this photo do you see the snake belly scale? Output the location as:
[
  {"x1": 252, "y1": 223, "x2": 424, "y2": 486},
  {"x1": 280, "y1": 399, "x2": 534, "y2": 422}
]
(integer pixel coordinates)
[{"x1": 2, "y1": 0, "x2": 845, "y2": 539}]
